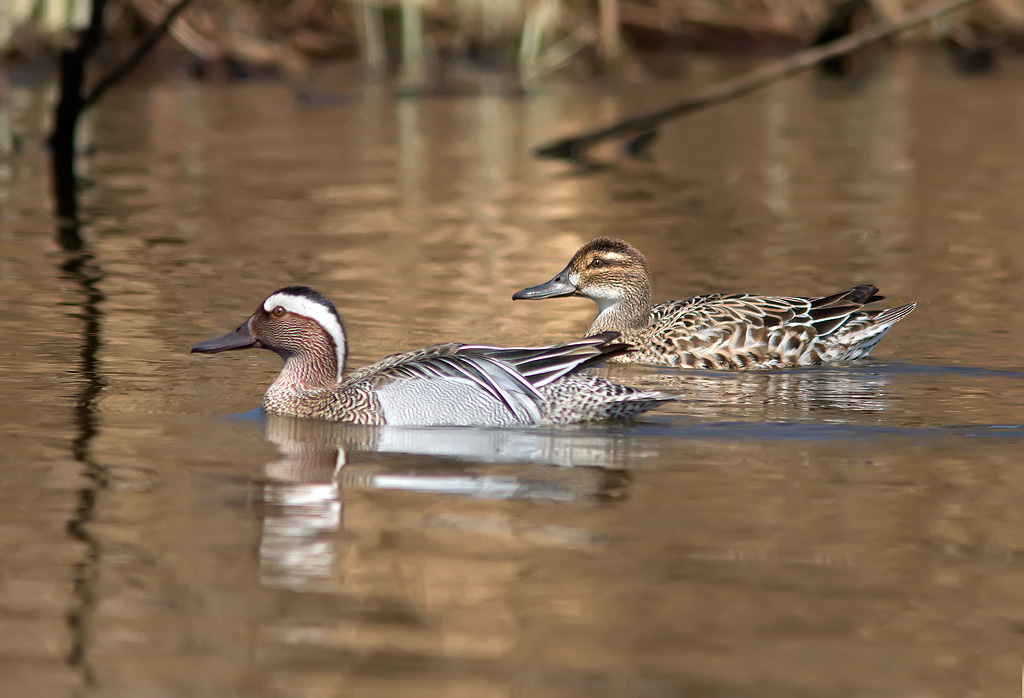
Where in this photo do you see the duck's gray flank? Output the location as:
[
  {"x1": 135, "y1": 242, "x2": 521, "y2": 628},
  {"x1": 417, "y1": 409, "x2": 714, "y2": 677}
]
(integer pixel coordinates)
[
  {"x1": 512, "y1": 237, "x2": 916, "y2": 369},
  {"x1": 192, "y1": 285, "x2": 673, "y2": 426}
]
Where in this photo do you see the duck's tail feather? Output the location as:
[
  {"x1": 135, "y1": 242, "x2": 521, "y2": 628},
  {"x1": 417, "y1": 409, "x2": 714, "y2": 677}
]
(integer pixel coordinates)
[{"x1": 873, "y1": 301, "x2": 917, "y2": 327}]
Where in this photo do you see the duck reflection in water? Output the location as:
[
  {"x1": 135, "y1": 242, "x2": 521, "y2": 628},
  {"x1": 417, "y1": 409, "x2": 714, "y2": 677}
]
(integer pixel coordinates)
[
  {"x1": 614, "y1": 364, "x2": 896, "y2": 423},
  {"x1": 255, "y1": 414, "x2": 644, "y2": 590}
]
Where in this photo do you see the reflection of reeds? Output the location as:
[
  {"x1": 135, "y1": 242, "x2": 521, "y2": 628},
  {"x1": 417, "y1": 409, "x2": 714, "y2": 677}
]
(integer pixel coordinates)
[{"x1": 2, "y1": 1, "x2": 1020, "y2": 81}]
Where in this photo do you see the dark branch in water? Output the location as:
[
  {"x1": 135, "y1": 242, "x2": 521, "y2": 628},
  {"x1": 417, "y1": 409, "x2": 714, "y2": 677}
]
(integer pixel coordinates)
[
  {"x1": 533, "y1": 0, "x2": 982, "y2": 164},
  {"x1": 85, "y1": 0, "x2": 198, "y2": 108},
  {"x1": 49, "y1": 0, "x2": 196, "y2": 233},
  {"x1": 49, "y1": 0, "x2": 109, "y2": 230}
]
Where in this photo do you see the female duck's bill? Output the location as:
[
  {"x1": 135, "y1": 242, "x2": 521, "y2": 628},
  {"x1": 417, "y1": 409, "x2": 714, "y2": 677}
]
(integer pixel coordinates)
[
  {"x1": 192, "y1": 285, "x2": 674, "y2": 427},
  {"x1": 512, "y1": 237, "x2": 916, "y2": 369},
  {"x1": 512, "y1": 272, "x2": 579, "y2": 301}
]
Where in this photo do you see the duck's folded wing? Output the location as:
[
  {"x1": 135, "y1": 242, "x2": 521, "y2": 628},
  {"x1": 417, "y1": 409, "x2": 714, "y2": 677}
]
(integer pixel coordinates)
[
  {"x1": 351, "y1": 345, "x2": 546, "y2": 423},
  {"x1": 652, "y1": 294, "x2": 803, "y2": 330},
  {"x1": 341, "y1": 343, "x2": 463, "y2": 385},
  {"x1": 653, "y1": 286, "x2": 884, "y2": 336},
  {"x1": 342, "y1": 335, "x2": 629, "y2": 424},
  {"x1": 459, "y1": 333, "x2": 629, "y2": 387}
]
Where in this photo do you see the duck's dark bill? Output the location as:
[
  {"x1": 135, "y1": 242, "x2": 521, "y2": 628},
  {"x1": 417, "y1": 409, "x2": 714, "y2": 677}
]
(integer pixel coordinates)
[
  {"x1": 191, "y1": 324, "x2": 258, "y2": 353},
  {"x1": 512, "y1": 270, "x2": 577, "y2": 300}
]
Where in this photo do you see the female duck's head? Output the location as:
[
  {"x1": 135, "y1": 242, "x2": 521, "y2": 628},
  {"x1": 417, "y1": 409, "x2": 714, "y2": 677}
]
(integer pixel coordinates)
[{"x1": 513, "y1": 238, "x2": 653, "y2": 331}]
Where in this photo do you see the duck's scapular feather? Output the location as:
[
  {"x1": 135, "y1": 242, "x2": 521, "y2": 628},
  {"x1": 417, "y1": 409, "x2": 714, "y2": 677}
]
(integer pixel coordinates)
[
  {"x1": 192, "y1": 285, "x2": 673, "y2": 426},
  {"x1": 513, "y1": 238, "x2": 916, "y2": 370}
]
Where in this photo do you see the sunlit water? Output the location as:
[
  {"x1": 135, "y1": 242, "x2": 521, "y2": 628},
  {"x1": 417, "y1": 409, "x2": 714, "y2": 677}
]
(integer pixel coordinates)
[{"x1": 3, "y1": 51, "x2": 1024, "y2": 697}]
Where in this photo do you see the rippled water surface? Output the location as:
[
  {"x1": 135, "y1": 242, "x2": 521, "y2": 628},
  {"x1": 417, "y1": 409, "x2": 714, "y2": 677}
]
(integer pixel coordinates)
[{"x1": 3, "y1": 51, "x2": 1024, "y2": 697}]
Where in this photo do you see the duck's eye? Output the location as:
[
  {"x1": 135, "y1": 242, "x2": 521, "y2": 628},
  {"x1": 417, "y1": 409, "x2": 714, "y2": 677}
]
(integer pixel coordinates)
[
  {"x1": 271, "y1": 306, "x2": 286, "y2": 318},
  {"x1": 590, "y1": 258, "x2": 604, "y2": 268}
]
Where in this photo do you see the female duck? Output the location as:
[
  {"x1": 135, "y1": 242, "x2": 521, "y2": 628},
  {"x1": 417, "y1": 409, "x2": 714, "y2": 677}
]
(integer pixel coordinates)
[
  {"x1": 513, "y1": 238, "x2": 916, "y2": 370},
  {"x1": 192, "y1": 286, "x2": 672, "y2": 426}
]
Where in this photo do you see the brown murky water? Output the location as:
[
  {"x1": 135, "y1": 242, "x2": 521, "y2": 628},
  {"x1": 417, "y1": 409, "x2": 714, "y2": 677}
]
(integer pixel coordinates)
[{"x1": 3, "y1": 50, "x2": 1024, "y2": 697}]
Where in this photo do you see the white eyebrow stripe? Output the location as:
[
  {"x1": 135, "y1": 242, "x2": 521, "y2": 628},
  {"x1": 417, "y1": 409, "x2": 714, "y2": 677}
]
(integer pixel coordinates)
[{"x1": 263, "y1": 292, "x2": 346, "y2": 380}]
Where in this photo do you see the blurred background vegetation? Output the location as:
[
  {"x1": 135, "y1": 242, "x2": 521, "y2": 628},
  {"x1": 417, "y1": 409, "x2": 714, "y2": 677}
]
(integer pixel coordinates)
[{"x1": 3, "y1": 0, "x2": 1023, "y2": 89}]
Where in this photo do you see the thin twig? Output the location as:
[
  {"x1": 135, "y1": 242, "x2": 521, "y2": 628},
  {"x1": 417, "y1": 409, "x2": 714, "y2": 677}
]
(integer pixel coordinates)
[
  {"x1": 534, "y1": 0, "x2": 981, "y2": 162},
  {"x1": 84, "y1": 0, "x2": 197, "y2": 108}
]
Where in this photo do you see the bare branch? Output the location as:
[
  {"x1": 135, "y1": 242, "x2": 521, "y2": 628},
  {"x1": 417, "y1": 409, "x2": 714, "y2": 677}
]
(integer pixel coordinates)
[
  {"x1": 534, "y1": 0, "x2": 982, "y2": 163},
  {"x1": 84, "y1": 0, "x2": 198, "y2": 108}
]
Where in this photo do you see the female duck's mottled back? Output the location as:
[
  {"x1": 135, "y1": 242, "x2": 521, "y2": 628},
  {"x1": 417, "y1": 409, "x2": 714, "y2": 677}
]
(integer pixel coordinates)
[
  {"x1": 192, "y1": 286, "x2": 673, "y2": 426},
  {"x1": 513, "y1": 238, "x2": 916, "y2": 370}
]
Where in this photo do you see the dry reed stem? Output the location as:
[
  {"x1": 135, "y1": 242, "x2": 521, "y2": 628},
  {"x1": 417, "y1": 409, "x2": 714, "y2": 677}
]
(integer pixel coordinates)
[{"x1": 5, "y1": 1, "x2": 1018, "y2": 79}]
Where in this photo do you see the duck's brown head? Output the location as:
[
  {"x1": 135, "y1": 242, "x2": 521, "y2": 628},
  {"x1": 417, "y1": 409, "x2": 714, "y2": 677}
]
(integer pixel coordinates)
[
  {"x1": 513, "y1": 237, "x2": 650, "y2": 306},
  {"x1": 192, "y1": 286, "x2": 348, "y2": 386}
]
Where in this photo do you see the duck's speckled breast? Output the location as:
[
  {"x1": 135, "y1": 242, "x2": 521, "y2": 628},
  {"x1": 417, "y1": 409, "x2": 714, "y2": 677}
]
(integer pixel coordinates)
[{"x1": 262, "y1": 383, "x2": 386, "y2": 425}]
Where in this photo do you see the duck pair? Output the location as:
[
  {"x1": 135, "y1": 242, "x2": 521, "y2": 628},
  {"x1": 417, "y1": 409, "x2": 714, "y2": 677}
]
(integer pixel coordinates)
[{"x1": 193, "y1": 238, "x2": 915, "y2": 427}]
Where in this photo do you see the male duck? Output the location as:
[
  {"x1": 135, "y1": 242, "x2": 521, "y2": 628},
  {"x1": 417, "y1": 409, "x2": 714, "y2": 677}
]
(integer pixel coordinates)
[
  {"x1": 513, "y1": 238, "x2": 916, "y2": 370},
  {"x1": 192, "y1": 286, "x2": 673, "y2": 426}
]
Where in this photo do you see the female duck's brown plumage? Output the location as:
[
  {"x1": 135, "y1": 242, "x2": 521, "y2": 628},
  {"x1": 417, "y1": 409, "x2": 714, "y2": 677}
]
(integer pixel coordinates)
[{"x1": 512, "y1": 238, "x2": 916, "y2": 370}]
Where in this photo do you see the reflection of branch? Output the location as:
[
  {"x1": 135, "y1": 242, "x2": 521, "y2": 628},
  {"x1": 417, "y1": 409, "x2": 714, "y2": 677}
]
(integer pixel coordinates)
[
  {"x1": 534, "y1": 0, "x2": 981, "y2": 163},
  {"x1": 58, "y1": 235, "x2": 107, "y2": 686},
  {"x1": 84, "y1": 0, "x2": 198, "y2": 108}
]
